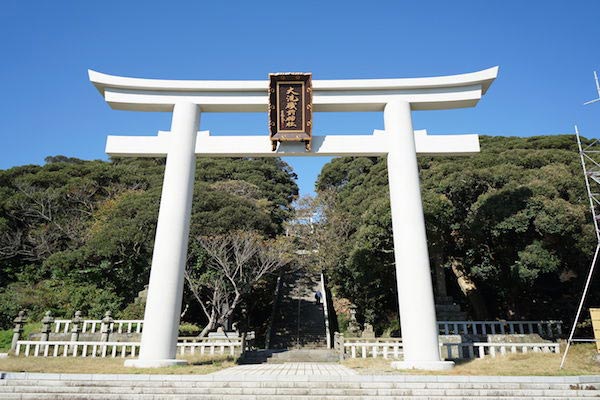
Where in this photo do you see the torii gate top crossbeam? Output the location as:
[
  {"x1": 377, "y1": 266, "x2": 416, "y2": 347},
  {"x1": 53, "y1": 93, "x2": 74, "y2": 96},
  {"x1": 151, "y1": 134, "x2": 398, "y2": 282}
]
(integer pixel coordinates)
[{"x1": 89, "y1": 67, "x2": 498, "y2": 112}]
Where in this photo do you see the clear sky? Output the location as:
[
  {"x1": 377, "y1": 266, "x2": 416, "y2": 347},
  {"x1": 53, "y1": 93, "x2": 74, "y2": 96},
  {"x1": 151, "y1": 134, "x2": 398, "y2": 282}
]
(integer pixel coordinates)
[{"x1": 2, "y1": 1, "x2": 599, "y2": 196}]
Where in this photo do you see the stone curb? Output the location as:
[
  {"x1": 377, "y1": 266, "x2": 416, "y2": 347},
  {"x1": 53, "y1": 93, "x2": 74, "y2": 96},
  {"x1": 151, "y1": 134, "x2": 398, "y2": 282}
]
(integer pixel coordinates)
[{"x1": 2, "y1": 371, "x2": 600, "y2": 384}]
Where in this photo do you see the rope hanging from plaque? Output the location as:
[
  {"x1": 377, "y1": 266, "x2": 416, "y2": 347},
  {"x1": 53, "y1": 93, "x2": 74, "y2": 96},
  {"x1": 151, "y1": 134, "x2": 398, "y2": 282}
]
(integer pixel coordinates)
[{"x1": 269, "y1": 73, "x2": 312, "y2": 151}]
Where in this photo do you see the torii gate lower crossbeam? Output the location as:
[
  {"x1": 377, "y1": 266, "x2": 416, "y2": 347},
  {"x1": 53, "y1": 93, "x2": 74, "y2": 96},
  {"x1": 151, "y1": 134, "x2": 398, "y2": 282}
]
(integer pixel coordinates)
[{"x1": 90, "y1": 68, "x2": 497, "y2": 370}]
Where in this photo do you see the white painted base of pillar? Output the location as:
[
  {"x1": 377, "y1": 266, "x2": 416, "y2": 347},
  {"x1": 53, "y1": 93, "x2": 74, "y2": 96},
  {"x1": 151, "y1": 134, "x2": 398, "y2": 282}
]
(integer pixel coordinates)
[
  {"x1": 390, "y1": 360, "x2": 455, "y2": 371},
  {"x1": 124, "y1": 358, "x2": 188, "y2": 368}
]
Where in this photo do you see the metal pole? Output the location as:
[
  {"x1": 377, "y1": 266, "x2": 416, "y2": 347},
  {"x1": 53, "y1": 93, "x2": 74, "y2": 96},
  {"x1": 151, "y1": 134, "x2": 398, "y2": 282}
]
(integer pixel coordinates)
[{"x1": 576, "y1": 126, "x2": 600, "y2": 240}]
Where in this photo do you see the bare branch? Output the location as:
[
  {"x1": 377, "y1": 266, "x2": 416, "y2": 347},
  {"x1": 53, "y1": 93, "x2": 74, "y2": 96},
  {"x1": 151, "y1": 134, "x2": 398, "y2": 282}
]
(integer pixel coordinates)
[{"x1": 185, "y1": 231, "x2": 289, "y2": 335}]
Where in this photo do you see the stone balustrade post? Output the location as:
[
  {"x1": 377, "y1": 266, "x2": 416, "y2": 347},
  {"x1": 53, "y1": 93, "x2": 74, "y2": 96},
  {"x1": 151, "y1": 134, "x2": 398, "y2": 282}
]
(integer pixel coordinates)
[
  {"x1": 70, "y1": 311, "x2": 83, "y2": 342},
  {"x1": 240, "y1": 332, "x2": 247, "y2": 355},
  {"x1": 347, "y1": 305, "x2": 362, "y2": 337},
  {"x1": 338, "y1": 333, "x2": 345, "y2": 361},
  {"x1": 100, "y1": 311, "x2": 114, "y2": 342},
  {"x1": 11, "y1": 310, "x2": 27, "y2": 351},
  {"x1": 40, "y1": 311, "x2": 54, "y2": 342}
]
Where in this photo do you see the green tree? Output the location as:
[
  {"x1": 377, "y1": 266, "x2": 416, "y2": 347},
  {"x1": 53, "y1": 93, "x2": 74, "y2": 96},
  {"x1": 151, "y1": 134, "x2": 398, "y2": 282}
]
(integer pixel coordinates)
[
  {"x1": 0, "y1": 156, "x2": 298, "y2": 330},
  {"x1": 315, "y1": 135, "x2": 597, "y2": 332}
]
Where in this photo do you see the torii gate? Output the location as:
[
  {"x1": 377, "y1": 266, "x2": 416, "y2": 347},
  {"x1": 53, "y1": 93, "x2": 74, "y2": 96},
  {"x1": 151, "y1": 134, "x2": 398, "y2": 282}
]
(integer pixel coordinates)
[{"x1": 89, "y1": 67, "x2": 498, "y2": 370}]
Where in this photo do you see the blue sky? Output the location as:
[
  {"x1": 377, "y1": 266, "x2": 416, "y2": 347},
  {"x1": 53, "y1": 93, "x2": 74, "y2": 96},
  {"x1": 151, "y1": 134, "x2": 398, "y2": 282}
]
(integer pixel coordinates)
[{"x1": 2, "y1": 1, "x2": 599, "y2": 196}]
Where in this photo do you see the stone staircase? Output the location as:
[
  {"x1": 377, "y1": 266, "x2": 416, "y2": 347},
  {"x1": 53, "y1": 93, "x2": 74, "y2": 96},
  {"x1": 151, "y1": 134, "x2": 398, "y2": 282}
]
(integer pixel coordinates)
[
  {"x1": 269, "y1": 348, "x2": 339, "y2": 363},
  {"x1": 244, "y1": 270, "x2": 332, "y2": 363},
  {"x1": 1, "y1": 371, "x2": 599, "y2": 399},
  {"x1": 241, "y1": 348, "x2": 339, "y2": 364},
  {"x1": 268, "y1": 270, "x2": 327, "y2": 350},
  {"x1": 435, "y1": 296, "x2": 468, "y2": 321}
]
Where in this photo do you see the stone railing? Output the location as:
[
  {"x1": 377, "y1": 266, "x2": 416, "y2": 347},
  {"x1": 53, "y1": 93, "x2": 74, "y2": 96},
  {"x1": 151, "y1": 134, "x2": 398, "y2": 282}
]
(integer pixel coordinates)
[
  {"x1": 53, "y1": 319, "x2": 143, "y2": 334},
  {"x1": 335, "y1": 335, "x2": 471, "y2": 360},
  {"x1": 179, "y1": 331, "x2": 254, "y2": 343},
  {"x1": 9, "y1": 310, "x2": 251, "y2": 357},
  {"x1": 15, "y1": 339, "x2": 242, "y2": 358},
  {"x1": 440, "y1": 342, "x2": 476, "y2": 359},
  {"x1": 16, "y1": 341, "x2": 141, "y2": 358},
  {"x1": 176, "y1": 338, "x2": 242, "y2": 357},
  {"x1": 437, "y1": 320, "x2": 563, "y2": 337},
  {"x1": 473, "y1": 342, "x2": 560, "y2": 358},
  {"x1": 341, "y1": 337, "x2": 403, "y2": 359},
  {"x1": 334, "y1": 333, "x2": 560, "y2": 360}
]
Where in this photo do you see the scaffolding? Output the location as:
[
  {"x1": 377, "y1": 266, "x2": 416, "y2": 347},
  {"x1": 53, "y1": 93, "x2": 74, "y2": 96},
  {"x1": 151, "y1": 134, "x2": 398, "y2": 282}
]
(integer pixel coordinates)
[
  {"x1": 560, "y1": 71, "x2": 600, "y2": 368},
  {"x1": 560, "y1": 127, "x2": 600, "y2": 368}
]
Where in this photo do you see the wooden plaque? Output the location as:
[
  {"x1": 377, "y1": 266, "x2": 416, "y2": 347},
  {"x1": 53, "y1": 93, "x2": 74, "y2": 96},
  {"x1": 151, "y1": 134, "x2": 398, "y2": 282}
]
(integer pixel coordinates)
[
  {"x1": 269, "y1": 73, "x2": 312, "y2": 151},
  {"x1": 591, "y1": 308, "x2": 600, "y2": 353}
]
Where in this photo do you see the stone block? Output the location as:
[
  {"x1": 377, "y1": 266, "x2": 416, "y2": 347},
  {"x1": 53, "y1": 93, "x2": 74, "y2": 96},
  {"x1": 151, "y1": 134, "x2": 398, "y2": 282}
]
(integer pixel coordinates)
[{"x1": 486, "y1": 333, "x2": 546, "y2": 343}]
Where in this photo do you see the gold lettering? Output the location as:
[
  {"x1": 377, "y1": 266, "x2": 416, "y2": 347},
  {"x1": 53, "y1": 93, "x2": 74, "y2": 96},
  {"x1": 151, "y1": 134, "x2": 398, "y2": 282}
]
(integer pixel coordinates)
[{"x1": 281, "y1": 85, "x2": 302, "y2": 129}]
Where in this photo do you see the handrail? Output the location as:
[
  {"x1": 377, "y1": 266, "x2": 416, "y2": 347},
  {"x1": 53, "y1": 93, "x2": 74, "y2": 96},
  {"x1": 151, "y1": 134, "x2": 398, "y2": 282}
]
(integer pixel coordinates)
[{"x1": 320, "y1": 272, "x2": 332, "y2": 349}]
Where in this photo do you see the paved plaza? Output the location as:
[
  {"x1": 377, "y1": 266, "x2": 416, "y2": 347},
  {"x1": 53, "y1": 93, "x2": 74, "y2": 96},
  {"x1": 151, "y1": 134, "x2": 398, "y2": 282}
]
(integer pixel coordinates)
[{"x1": 210, "y1": 362, "x2": 357, "y2": 378}]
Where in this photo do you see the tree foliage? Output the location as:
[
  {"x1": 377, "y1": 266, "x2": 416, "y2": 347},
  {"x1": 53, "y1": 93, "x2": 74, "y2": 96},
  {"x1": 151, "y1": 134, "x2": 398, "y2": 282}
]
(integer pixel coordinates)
[
  {"x1": 315, "y1": 135, "x2": 597, "y2": 331},
  {"x1": 0, "y1": 156, "x2": 297, "y2": 328}
]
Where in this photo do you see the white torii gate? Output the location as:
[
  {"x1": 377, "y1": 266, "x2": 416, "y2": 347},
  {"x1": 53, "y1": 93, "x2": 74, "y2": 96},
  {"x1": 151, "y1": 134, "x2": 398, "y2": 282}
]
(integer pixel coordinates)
[{"x1": 89, "y1": 67, "x2": 498, "y2": 370}]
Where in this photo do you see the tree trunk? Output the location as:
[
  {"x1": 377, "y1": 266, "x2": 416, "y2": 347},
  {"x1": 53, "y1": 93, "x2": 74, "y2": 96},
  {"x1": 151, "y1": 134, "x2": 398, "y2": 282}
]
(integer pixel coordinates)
[
  {"x1": 199, "y1": 309, "x2": 217, "y2": 337},
  {"x1": 431, "y1": 247, "x2": 447, "y2": 298},
  {"x1": 217, "y1": 293, "x2": 241, "y2": 329},
  {"x1": 449, "y1": 259, "x2": 489, "y2": 319}
]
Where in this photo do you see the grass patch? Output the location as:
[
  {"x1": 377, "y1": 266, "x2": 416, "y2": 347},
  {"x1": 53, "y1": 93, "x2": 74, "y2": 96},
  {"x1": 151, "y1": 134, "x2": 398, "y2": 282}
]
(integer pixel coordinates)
[
  {"x1": 343, "y1": 343, "x2": 600, "y2": 376},
  {"x1": 0, "y1": 354, "x2": 236, "y2": 375},
  {"x1": 0, "y1": 323, "x2": 41, "y2": 352}
]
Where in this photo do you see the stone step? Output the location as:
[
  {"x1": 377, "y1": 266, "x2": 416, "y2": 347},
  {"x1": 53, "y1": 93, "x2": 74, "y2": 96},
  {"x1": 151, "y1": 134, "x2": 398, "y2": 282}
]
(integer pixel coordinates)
[
  {"x1": 435, "y1": 296, "x2": 455, "y2": 304},
  {"x1": 3, "y1": 379, "x2": 596, "y2": 390},
  {"x1": 268, "y1": 349, "x2": 339, "y2": 363},
  {"x1": 268, "y1": 339, "x2": 328, "y2": 348},
  {"x1": 0, "y1": 389, "x2": 593, "y2": 398},
  {"x1": 1, "y1": 378, "x2": 596, "y2": 391},
  {"x1": 1, "y1": 385, "x2": 596, "y2": 397},
  {"x1": 436, "y1": 312, "x2": 468, "y2": 321},
  {"x1": 2, "y1": 371, "x2": 598, "y2": 399},
  {"x1": 435, "y1": 304, "x2": 462, "y2": 312},
  {"x1": 268, "y1": 271, "x2": 327, "y2": 352},
  {"x1": 0, "y1": 396, "x2": 592, "y2": 400},
  {"x1": 2, "y1": 377, "x2": 598, "y2": 388},
  {"x1": 3, "y1": 380, "x2": 594, "y2": 390},
  {"x1": 0, "y1": 387, "x2": 595, "y2": 398},
  {"x1": 434, "y1": 295, "x2": 469, "y2": 321}
]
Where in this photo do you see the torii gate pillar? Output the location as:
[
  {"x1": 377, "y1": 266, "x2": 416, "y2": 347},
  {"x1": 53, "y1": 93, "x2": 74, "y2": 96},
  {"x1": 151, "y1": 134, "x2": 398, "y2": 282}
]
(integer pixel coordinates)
[
  {"x1": 124, "y1": 102, "x2": 200, "y2": 368},
  {"x1": 385, "y1": 100, "x2": 452, "y2": 370}
]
